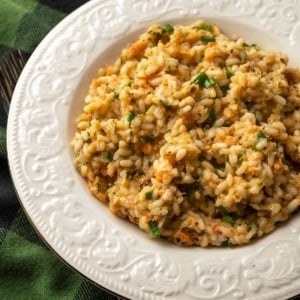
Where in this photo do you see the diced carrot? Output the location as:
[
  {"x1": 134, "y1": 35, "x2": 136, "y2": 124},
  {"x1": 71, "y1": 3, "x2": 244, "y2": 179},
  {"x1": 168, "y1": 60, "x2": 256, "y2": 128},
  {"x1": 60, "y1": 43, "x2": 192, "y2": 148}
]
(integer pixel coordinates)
[
  {"x1": 246, "y1": 166, "x2": 260, "y2": 174},
  {"x1": 174, "y1": 230, "x2": 193, "y2": 245},
  {"x1": 141, "y1": 143, "x2": 155, "y2": 155},
  {"x1": 274, "y1": 161, "x2": 284, "y2": 171},
  {"x1": 127, "y1": 40, "x2": 148, "y2": 58},
  {"x1": 138, "y1": 176, "x2": 149, "y2": 185}
]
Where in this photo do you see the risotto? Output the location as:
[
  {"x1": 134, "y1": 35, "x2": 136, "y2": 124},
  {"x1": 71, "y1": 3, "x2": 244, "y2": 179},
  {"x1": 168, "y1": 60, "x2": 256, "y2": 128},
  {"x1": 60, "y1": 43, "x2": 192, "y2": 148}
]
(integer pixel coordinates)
[{"x1": 71, "y1": 20, "x2": 300, "y2": 247}]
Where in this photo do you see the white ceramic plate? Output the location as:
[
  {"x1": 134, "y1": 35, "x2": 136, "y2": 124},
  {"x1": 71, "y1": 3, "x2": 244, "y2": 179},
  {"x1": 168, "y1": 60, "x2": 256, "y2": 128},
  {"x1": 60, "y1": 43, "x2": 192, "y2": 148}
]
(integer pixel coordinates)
[{"x1": 7, "y1": 1, "x2": 300, "y2": 299}]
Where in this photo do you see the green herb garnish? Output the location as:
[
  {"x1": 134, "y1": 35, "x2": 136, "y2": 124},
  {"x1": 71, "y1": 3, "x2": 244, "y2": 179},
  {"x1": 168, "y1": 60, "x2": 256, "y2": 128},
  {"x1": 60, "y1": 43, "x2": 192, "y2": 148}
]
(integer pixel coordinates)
[
  {"x1": 237, "y1": 149, "x2": 246, "y2": 165},
  {"x1": 257, "y1": 130, "x2": 267, "y2": 139},
  {"x1": 225, "y1": 70, "x2": 233, "y2": 78},
  {"x1": 159, "y1": 99, "x2": 172, "y2": 107},
  {"x1": 220, "y1": 85, "x2": 229, "y2": 96},
  {"x1": 145, "y1": 190, "x2": 153, "y2": 200},
  {"x1": 162, "y1": 24, "x2": 174, "y2": 34},
  {"x1": 127, "y1": 111, "x2": 136, "y2": 122},
  {"x1": 193, "y1": 72, "x2": 216, "y2": 88},
  {"x1": 244, "y1": 42, "x2": 259, "y2": 49},
  {"x1": 206, "y1": 109, "x2": 217, "y2": 127},
  {"x1": 150, "y1": 30, "x2": 162, "y2": 40},
  {"x1": 247, "y1": 222, "x2": 256, "y2": 231},
  {"x1": 148, "y1": 220, "x2": 161, "y2": 238},
  {"x1": 255, "y1": 130, "x2": 269, "y2": 151},
  {"x1": 204, "y1": 77, "x2": 216, "y2": 88},
  {"x1": 213, "y1": 162, "x2": 225, "y2": 171},
  {"x1": 219, "y1": 205, "x2": 227, "y2": 215},
  {"x1": 222, "y1": 215, "x2": 235, "y2": 225},
  {"x1": 199, "y1": 23, "x2": 213, "y2": 32},
  {"x1": 103, "y1": 151, "x2": 113, "y2": 162},
  {"x1": 201, "y1": 35, "x2": 216, "y2": 43},
  {"x1": 127, "y1": 81, "x2": 132, "y2": 87},
  {"x1": 112, "y1": 89, "x2": 119, "y2": 99},
  {"x1": 221, "y1": 239, "x2": 233, "y2": 248},
  {"x1": 180, "y1": 181, "x2": 201, "y2": 196},
  {"x1": 219, "y1": 205, "x2": 237, "y2": 226},
  {"x1": 193, "y1": 72, "x2": 208, "y2": 86},
  {"x1": 140, "y1": 135, "x2": 155, "y2": 143},
  {"x1": 186, "y1": 181, "x2": 200, "y2": 194}
]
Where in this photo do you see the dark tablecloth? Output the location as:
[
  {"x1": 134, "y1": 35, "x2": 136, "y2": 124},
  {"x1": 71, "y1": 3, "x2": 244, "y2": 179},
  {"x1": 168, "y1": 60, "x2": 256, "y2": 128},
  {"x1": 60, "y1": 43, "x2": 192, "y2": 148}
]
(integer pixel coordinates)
[
  {"x1": 1, "y1": 1, "x2": 300, "y2": 299},
  {"x1": 0, "y1": 1, "x2": 121, "y2": 299}
]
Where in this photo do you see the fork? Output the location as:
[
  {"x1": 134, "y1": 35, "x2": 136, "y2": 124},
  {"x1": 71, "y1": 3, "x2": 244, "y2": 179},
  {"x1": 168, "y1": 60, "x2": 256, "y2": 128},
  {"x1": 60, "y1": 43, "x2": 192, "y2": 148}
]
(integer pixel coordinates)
[{"x1": 0, "y1": 50, "x2": 29, "y2": 115}]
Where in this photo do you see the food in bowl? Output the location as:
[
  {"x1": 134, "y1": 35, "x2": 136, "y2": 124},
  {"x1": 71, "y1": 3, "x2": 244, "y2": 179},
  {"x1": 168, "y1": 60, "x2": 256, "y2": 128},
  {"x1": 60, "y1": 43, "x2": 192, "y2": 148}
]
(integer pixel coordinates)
[{"x1": 71, "y1": 20, "x2": 300, "y2": 247}]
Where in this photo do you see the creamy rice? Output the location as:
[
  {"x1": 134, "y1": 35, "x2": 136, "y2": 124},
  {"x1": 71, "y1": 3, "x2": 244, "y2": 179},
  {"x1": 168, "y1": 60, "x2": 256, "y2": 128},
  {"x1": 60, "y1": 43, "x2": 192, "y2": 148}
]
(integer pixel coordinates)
[{"x1": 71, "y1": 20, "x2": 300, "y2": 247}]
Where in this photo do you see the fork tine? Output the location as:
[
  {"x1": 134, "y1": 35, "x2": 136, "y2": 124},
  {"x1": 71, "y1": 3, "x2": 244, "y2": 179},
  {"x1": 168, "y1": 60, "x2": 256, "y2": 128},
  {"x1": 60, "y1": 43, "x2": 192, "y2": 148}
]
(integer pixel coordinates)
[{"x1": 0, "y1": 50, "x2": 29, "y2": 114}]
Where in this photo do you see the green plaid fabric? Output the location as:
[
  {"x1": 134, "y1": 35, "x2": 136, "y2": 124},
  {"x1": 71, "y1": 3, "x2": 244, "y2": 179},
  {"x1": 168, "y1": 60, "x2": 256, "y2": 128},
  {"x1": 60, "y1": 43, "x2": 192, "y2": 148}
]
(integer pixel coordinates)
[
  {"x1": 1, "y1": 1, "x2": 299, "y2": 300},
  {"x1": 0, "y1": 1, "x2": 122, "y2": 299}
]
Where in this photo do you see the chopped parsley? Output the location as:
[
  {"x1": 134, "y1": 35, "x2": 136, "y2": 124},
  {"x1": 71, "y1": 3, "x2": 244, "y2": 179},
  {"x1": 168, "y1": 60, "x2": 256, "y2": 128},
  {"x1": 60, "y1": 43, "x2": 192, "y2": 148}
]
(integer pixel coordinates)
[
  {"x1": 199, "y1": 23, "x2": 213, "y2": 32},
  {"x1": 220, "y1": 85, "x2": 229, "y2": 96},
  {"x1": 206, "y1": 109, "x2": 217, "y2": 127},
  {"x1": 149, "y1": 30, "x2": 162, "y2": 40},
  {"x1": 247, "y1": 222, "x2": 256, "y2": 231},
  {"x1": 127, "y1": 81, "x2": 132, "y2": 87},
  {"x1": 148, "y1": 220, "x2": 161, "y2": 238},
  {"x1": 204, "y1": 77, "x2": 216, "y2": 88},
  {"x1": 103, "y1": 151, "x2": 113, "y2": 162},
  {"x1": 219, "y1": 205, "x2": 237, "y2": 226},
  {"x1": 162, "y1": 24, "x2": 174, "y2": 34},
  {"x1": 213, "y1": 161, "x2": 225, "y2": 172},
  {"x1": 221, "y1": 239, "x2": 233, "y2": 248},
  {"x1": 257, "y1": 130, "x2": 267, "y2": 140},
  {"x1": 237, "y1": 149, "x2": 246, "y2": 165},
  {"x1": 243, "y1": 42, "x2": 259, "y2": 49},
  {"x1": 159, "y1": 99, "x2": 172, "y2": 107},
  {"x1": 222, "y1": 215, "x2": 235, "y2": 226},
  {"x1": 193, "y1": 72, "x2": 216, "y2": 88},
  {"x1": 186, "y1": 181, "x2": 200, "y2": 194},
  {"x1": 145, "y1": 190, "x2": 153, "y2": 200},
  {"x1": 201, "y1": 35, "x2": 216, "y2": 43},
  {"x1": 112, "y1": 89, "x2": 119, "y2": 99},
  {"x1": 225, "y1": 69, "x2": 233, "y2": 78},
  {"x1": 127, "y1": 111, "x2": 136, "y2": 122},
  {"x1": 193, "y1": 72, "x2": 208, "y2": 86},
  {"x1": 140, "y1": 135, "x2": 155, "y2": 143},
  {"x1": 255, "y1": 130, "x2": 269, "y2": 151},
  {"x1": 180, "y1": 181, "x2": 201, "y2": 196}
]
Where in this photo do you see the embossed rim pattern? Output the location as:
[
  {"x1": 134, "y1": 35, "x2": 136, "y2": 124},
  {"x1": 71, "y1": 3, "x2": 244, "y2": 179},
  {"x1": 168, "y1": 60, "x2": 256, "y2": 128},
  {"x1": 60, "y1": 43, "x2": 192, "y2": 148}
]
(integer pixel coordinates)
[{"x1": 7, "y1": 1, "x2": 300, "y2": 299}]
